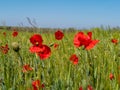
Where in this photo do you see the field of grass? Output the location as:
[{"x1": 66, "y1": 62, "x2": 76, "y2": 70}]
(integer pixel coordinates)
[{"x1": 0, "y1": 27, "x2": 120, "y2": 90}]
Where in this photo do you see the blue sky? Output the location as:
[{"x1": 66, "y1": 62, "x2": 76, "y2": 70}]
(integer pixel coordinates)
[{"x1": 0, "y1": 0, "x2": 120, "y2": 29}]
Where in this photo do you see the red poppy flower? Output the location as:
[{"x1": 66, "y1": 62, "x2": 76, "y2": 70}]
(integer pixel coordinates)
[
  {"x1": 37, "y1": 45, "x2": 51, "y2": 60},
  {"x1": 30, "y1": 34, "x2": 43, "y2": 46},
  {"x1": 73, "y1": 32, "x2": 84, "y2": 47},
  {"x1": 109, "y1": 73, "x2": 114, "y2": 80},
  {"x1": 69, "y1": 54, "x2": 79, "y2": 65},
  {"x1": 0, "y1": 44, "x2": 9, "y2": 54},
  {"x1": 32, "y1": 80, "x2": 44, "y2": 90},
  {"x1": 74, "y1": 31, "x2": 99, "y2": 50},
  {"x1": 30, "y1": 45, "x2": 51, "y2": 60},
  {"x1": 53, "y1": 43, "x2": 59, "y2": 49},
  {"x1": 79, "y1": 86, "x2": 83, "y2": 90},
  {"x1": 87, "y1": 85, "x2": 93, "y2": 90},
  {"x1": 12, "y1": 31, "x2": 18, "y2": 37},
  {"x1": 41, "y1": 84, "x2": 45, "y2": 88},
  {"x1": 3, "y1": 32, "x2": 6, "y2": 36},
  {"x1": 32, "y1": 80, "x2": 41, "y2": 90},
  {"x1": 22, "y1": 64, "x2": 33, "y2": 73},
  {"x1": 55, "y1": 30, "x2": 64, "y2": 40},
  {"x1": 111, "y1": 39, "x2": 118, "y2": 44}
]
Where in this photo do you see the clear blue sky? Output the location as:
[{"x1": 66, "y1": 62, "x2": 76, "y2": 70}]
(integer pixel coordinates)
[{"x1": 0, "y1": 0, "x2": 120, "y2": 29}]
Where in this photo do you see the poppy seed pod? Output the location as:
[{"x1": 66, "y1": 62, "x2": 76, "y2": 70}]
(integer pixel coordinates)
[{"x1": 12, "y1": 42, "x2": 20, "y2": 52}]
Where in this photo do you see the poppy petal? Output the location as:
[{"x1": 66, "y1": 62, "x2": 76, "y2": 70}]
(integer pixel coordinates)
[
  {"x1": 87, "y1": 32, "x2": 92, "y2": 39},
  {"x1": 37, "y1": 45, "x2": 51, "y2": 60},
  {"x1": 29, "y1": 46, "x2": 43, "y2": 53},
  {"x1": 85, "y1": 40, "x2": 99, "y2": 50}
]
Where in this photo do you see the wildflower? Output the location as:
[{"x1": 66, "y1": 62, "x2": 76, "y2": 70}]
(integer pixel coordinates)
[
  {"x1": 32, "y1": 80, "x2": 40, "y2": 90},
  {"x1": 0, "y1": 44, "x2": 9, "y2": 54},
  {"x1": 12, "y1": 30, "x2": 18, "y2": 37},
  {"x1": 37, "y1": 45, "x2": 51, "y2": 60},
  {"x1": 22, "y1": 64, "x2": 33, "y2": 73},
  {"x1": 32, "y1": 80, "x2": 44, "y2": 90},
  {"x1": 41, "y1": 84, "x2": 45, "y2": 88},
  {"x1": 30, "y1": 34, "x2": 43, "y2": 46},
  {"x1": 30, "y1": 45, "x2": 51, "y2": 60},
  {"x1": 79, "y1": 85, "x2": 93, "y2": 90},
  {"x1": 69, "y1": 54, "x2": 79, "y2": 65},
  {"x1": 111, "y1": 39, "x2": 118, "y2": 44},
  {"x1": 53, "y1": 43, "x2": 59, "y2": 49},
  {"x1": 3, "y1": 32, "x2": 6, "y2": 36},
  {"x1": 87, "y1": 85, "x2": 93, "y2": 90},
  {"x1": 55, "y1": 30, "x2": 64, "y2": 40},
  {"x1": 109, "y1": 73, "x2": 114, "y2": 80},
  {"x1": 79, "y1": 86, "x2": 83, "y2": 90},
  {"x1": 29, "y1": 34, "x2": 51, "y2": 60},
  {"x1": 74, "y1": 31, "x2": 99, "y2": 50}
]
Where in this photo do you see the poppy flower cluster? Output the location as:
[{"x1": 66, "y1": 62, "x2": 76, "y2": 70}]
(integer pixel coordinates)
[
  {"x1": 29, "y1": 34, "x2": 51, "y2": 60},
  {"x1": 69, "y1": 54, "x2": 79, "y2": 65},
  {"x1": 74, "y1": 32, "x2": 99, "y2": 50},
  {"x1": 32, "y1": 80, "x2": 44, "y2": 90},
  {"x1": 0, "y1": 44, "x2": 9, "y2": 54},
  {"x1": 55, "y1": 30, "x2": 64, "y2": 40}
]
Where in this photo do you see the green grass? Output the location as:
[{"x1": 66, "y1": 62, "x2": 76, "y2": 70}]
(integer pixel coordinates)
[{"x1": 0, "y1": 28, "x2": 120, "y2": 90}]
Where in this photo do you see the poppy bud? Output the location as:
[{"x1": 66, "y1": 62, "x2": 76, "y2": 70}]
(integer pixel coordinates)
[{"x1": 12, "y1": 42, "x2": 20, "y2": 52}]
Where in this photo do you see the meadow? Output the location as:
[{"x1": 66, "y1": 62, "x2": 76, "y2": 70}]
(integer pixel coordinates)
[{"x1": 0, "y1": 27, "x2": 120, "y2": 90}]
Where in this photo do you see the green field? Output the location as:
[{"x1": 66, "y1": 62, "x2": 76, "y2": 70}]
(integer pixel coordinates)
[{"x1": 0, "y1": 27, "x2": 120, "y2": 90}]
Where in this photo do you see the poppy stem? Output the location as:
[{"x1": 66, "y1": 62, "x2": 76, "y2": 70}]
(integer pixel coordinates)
[
  {"x1": 87, "y1": 51, "x2": 95, "y2": 87},
  {"x1": 67, "y1": 63, "x2": 72, "y2": 89},
  {"x1": 35, "y1": 57, "x2": 39, "y2": 76},
  {"x1": 17, "y1": 52, "x2": 24, "y2": 66},
  {"x1": 16, "y1": 52, "x2": 25, "y2": 84}
]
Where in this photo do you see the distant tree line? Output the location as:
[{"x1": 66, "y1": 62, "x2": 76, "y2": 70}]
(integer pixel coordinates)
[{"x1": 0, "y1": 26, "x2": 120, "y2": 33}]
